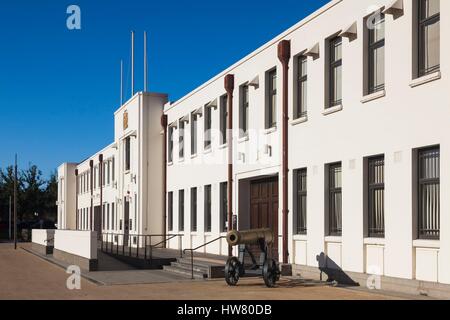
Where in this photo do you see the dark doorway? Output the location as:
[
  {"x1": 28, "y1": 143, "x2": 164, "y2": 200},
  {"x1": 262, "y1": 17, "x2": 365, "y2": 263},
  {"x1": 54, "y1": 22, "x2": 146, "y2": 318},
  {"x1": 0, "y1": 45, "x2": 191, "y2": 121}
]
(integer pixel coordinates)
[
  {"x1": 123, "y1": 197, "x2": 130, "y2": 246},
  {"x1": 250, "y1": 177, "x2": 279, "y2": 260}
]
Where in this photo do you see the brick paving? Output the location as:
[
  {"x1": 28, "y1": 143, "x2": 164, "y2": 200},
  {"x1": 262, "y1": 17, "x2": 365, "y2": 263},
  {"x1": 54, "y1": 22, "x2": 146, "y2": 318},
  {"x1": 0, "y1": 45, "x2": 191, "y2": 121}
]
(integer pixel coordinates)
[{"x1": 0, "y1": 243, "x2": 408, "y2": 300}]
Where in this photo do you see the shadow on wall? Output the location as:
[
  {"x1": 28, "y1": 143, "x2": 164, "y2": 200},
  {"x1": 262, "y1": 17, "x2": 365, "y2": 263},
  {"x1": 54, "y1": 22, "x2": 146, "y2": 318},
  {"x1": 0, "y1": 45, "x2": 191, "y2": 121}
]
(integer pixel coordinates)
[{"x1": 316, "y1": 252, "x2": 359, "y2": 287}]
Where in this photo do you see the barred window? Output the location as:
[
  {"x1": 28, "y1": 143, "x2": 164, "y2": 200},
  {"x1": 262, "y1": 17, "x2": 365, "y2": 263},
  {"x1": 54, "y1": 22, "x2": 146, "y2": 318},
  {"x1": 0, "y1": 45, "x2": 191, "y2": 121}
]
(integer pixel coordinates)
[
  {"x1": 418, "y1": 147, "x2": 440, "y2": 239},
  {"x1": 295, "y1": 169, "x2": 307, "y2": 235},
  {"x1": 191, "y1": 187, "x2": 197, "y2": 232},
  {"x1": 328, "y1": 163, "x2": 342, "y2": 236},
  {"x1": 220, "y1": 182, "x2": 228, "y2": 233},
  {"x1": 168, "y1": 192, "x2": 173, "y2": 232},
  {"x1": 418, "y1": 0, "x2": 440, "y2": 76},
  {"x1": 204, "y1": 185, "x2": 212, "y2": 232},
  {"x1": 178, "y1": 190, "x2": 185, "y2": 232},
  {"x1": 368, "y1": 156, "x2": 385, "y2": 237}
]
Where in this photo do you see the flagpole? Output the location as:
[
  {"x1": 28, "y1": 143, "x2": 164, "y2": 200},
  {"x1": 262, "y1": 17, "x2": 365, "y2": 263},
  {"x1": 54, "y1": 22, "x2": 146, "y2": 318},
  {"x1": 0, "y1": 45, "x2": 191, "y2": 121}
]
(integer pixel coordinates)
[
  {"x1": 14, "y1": 154, "x2": 17, "y2": 250},
  {"x1": 8, "y1": 196, "x2": 11, "y2": 240}
]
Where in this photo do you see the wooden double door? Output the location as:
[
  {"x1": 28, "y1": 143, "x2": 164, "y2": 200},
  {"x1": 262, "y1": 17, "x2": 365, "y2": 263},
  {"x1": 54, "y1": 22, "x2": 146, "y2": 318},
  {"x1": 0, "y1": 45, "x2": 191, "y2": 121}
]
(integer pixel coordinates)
[{"x1": 250, "y1": 177, "x2": 279, "y2": 260}]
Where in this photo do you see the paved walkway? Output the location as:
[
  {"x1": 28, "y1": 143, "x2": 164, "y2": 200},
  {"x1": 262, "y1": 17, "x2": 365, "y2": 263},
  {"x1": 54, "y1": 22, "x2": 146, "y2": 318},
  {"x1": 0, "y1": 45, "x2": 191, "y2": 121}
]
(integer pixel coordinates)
[{"x1": 0, "y1": 243, "x2": 413, "y2": 300}]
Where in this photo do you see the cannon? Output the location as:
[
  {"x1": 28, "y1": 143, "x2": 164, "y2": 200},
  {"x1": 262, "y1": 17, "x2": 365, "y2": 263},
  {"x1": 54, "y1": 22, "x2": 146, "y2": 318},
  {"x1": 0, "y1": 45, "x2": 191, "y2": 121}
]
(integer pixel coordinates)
[{"x1": 224, "y1": 228, "x2": 280, "y2": 288}]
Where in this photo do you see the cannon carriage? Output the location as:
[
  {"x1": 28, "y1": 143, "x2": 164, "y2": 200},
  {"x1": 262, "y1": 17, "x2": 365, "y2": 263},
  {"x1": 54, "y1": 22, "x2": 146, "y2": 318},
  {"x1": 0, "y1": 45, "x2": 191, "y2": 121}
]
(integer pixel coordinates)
[{"x1": 224, "y1": 228, "x2": 281, "y2": 288}]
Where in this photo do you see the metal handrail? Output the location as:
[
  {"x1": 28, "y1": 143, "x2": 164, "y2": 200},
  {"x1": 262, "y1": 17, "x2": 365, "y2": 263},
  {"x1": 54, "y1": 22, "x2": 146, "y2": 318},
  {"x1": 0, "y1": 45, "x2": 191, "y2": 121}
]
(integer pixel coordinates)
[
  {"x1": 100, "y1": 232, "x2": 183, "y2": 265},
  {"x1": 183, "y1": 236, "x2": 226, "y2": 280}
]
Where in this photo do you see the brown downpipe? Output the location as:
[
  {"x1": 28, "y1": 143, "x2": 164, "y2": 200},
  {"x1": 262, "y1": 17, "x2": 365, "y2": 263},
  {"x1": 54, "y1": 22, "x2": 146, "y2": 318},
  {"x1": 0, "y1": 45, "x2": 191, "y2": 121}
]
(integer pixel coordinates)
[
  {"x1": 278, "y1": 40, "x2": 291, "y2": 264},
  {"x1": 161, "y1": 114, "x2": 168, "y2": 247},
  {"x1": 75, "y1": 169, "x2": 79, "y2": 230},
  {"x1": 89, "y1": 160, "x2": 94, "y2": 231},
  {"x1": 99, "y1": 154, "x2": 104, "y2": 237},
  {"x1": 224, "y1": 74, "x2": 235, "y2": 257}
]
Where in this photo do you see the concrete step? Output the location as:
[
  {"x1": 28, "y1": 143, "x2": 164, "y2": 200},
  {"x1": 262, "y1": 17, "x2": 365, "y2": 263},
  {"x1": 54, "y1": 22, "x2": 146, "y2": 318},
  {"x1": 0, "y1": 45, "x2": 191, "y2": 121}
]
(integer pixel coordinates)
[
  {"x1": 162, "y1": 265, "x2": 206, "y2": 279},
  {"x1": 170, "y1": 262, "x2": 209, "y2": 274}
]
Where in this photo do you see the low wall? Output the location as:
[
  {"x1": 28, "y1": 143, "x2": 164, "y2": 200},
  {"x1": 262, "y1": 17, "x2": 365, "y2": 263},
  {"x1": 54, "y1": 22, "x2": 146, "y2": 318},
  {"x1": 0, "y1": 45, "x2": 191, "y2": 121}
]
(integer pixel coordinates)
[
  {"x1": 31, "y1": 229, "x2": 55, "y2": 255},
  {"x1": 53, "y1": 230, "x2": 98, "y2": 271}
]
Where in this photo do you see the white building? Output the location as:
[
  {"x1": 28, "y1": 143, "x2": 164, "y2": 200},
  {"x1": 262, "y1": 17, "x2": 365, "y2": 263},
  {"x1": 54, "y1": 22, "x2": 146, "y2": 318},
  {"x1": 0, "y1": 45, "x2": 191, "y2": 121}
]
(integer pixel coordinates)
[{"x1": 58, "y1": 0, "x2": 450, "y2": 290}]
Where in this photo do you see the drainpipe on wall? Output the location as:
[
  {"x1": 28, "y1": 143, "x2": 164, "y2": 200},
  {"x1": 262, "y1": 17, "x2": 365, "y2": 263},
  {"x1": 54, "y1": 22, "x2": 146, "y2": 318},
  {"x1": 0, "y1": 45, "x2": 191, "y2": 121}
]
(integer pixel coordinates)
[
  {"x1": 278, "y1": 39, "x2": 291, "y2": 264},
  {"x1": 75, "y1": 169, "x2": 79, "y2": 230},
  {"x1": 161, "y1": 114, "x2": 168, "y2": 247},
  {"x1": 99, "y1": 154, "x2": 104, "y2": 238},
  {"x1": 225, "y1": 74, "x2": 235, "y2": 257},
  {"x1": 89, "y1": 160, "x2": 94, "y2": 231}
]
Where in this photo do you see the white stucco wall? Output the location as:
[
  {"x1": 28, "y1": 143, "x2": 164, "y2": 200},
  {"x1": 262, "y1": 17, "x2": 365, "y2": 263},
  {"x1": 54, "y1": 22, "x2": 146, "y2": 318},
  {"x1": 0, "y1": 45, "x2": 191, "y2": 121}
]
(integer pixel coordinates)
[
  {"x1": 32, "y1": 229, "x2": 55, "y2": 247},
  {"x1": 54, "y1": 230, "x2": 97, "y2": 259}
]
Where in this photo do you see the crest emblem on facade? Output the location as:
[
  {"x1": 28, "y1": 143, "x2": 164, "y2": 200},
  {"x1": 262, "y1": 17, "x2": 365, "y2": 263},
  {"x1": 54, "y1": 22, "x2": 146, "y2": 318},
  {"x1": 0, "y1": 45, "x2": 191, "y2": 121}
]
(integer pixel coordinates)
[{"x1": 123, "y1": 111, "x2": 129, "y2": 130}]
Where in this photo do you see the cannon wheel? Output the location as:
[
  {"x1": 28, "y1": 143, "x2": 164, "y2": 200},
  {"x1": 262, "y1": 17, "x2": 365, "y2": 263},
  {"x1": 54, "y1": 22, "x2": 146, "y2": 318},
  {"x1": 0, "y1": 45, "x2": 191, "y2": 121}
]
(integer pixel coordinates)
[
  {"x1": 225, "y1": 257, "x2": 242, "y2": 286},
  {"x1": 262, "y1": 259, "x2": 280, "y2": 288}
]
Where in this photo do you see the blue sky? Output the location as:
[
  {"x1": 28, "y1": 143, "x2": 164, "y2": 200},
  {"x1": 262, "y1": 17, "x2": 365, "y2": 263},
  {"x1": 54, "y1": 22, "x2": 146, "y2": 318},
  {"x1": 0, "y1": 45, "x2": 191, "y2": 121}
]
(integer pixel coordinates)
[{"x1": 0, "y1": 0, "x2": 329, "y2": 176}]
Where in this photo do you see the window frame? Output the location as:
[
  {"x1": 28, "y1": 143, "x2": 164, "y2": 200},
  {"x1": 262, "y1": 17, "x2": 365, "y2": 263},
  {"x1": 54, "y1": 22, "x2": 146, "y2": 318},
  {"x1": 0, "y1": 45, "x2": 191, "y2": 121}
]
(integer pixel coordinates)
[
  {"x1": 204, "y1": 105, "x2": 212, "y2": 150},
  {"x1": 220, "y1": 94, "x2": 228, "y2": 145},
  {"x1": 179, "y1": 120, "x2": 185, "y2": 160},
  {"x1": 191, "y1": 187, "x2": 197, "y2": 232},
  {"x1": 240, "y1": 84, "x2": 249, "y2": 136},
  {"x1": 327, "y1": 163, "x2": 342, "y2": 236},
  {"x1": 204, "y1": 185, "x2": 212, "y2": 232},
  {"x1": 328, "y1": 37, "x2": 343, "y2": 108},
  {"x1": 220, "y1": 182, "x2": 228, "y2": 233},
  {"x1": 417, "y1": 146, "x2": 440, "y2": 240},
  {"x1": 168, "y1": 126, "x2": 174, "y2": 163},
  {"x1": 125, "y1": 137, "x2": 131, "y2": 171},
  {"x1": 178, "y1": 190, "x2": 185, "y2": 232},
  {"x1": 368, "y1": 14, "x2": 386, "y2": 94},
  {"x1": 168, "y1": 192, "x2": 173, "y2": 232},
  {"x1": 296, "y1": 56, "x2": 308, "y2": 119},
  {"x1": 418, "y1": 0, "x2": 440, "y2": 77},
  {"x1": 294, "y1": 168, "x2": 307, "y2": 235},
  {"x1": 367, "y1": 156, "x2": 385, "y2": 238},
  {"x1": 191, "y1": 112, "x2": 198, "y2": 156},
  {"x1": 266, "y1": 69, "x2": 277, "y2": 129}
]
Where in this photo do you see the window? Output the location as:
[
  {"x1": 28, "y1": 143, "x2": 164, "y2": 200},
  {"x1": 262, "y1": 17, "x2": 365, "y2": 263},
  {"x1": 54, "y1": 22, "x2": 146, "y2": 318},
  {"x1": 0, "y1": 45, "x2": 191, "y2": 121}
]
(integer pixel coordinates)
[
  {"x1": 111, "y1": 203, "x2": 115, "y2": 230},
  {"x1": 179, "y1": 120, "x2": 185, "y2": 159},
  {"x1": 107, "y1": 160, "x2": 111, "y2": 184},
  {"x1": 240, "y1": 85, "x2": 249, "y2": 136},
  {"x1": 367, "y1": 156, "x2": 385, "y2": 238},
  {"x1": 294, "y1": 169, "x2": 307, "y2": 235},
  {"x1": 107, "y1": 203, "x2": 110, "y2": 230},
  {"x1": 191, "y1": 112, "x2": 198, "y2": 155},
  {"x1": 168, "y1": 126, "x2": 174, "y2": 163},
  {"x1": 112, "y1": 157, "x2": 115, "y2": 182},
  {"x1": 220, "y1": 182, "x2": 228, "y2": 233},
  {"x1": 296, "y1": 56, "x2": 308, "y2": 119},
  {"x1": 418, "y1": 0, "x2": 440, "y2": 77},
  {"x1": 220, "y1": 95, "x2": 228, "y2": 145},
  {"x1": 125, "y1": 137, "x2": 131, "y2": 171},
  {"x1": 204, "y1": 185, "x2": 212, "y2": 232},
  {"x1": 367, "y1": 14, "x2": 385, "y2": 94},
  {"x1": 134, "y1": 194, "x2": 137, "y2": 231},
  {"x1": 266, "y1": 69, "x2": 277, "y2": 129},
  {"x1": 191, "y1": 187, "x2": 197, "y2": 232},
  {"x1": 204, "y1": 105, "x2": 212, "y2": 150},
  {"x1": 327, "y1": 163, "x2": 342, "y2": 236},
  {"x1": 328, "y1": 37, "x2": 342, "y2": 108},
  {"x1": 168, "y1": 192, "x2": 173, "y2": 231},
  {"x1": 417, "y1": 146, "x2": 440, "y2": 239},
  {"x1": 178, "y1": 190, "x2": 184, "y2": 232}
]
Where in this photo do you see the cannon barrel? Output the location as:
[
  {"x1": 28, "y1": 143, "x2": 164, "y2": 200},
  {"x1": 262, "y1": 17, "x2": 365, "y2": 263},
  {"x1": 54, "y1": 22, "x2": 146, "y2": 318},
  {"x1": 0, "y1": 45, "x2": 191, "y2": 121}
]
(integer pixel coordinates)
[{"x1": 226, "y1": 228, "x2": 274, "y2": 246}]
